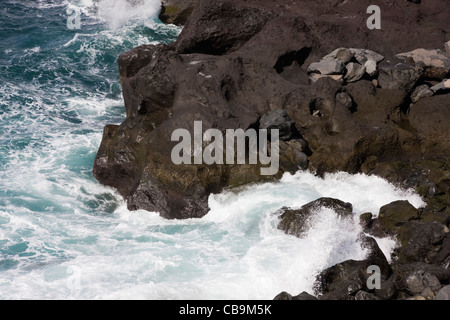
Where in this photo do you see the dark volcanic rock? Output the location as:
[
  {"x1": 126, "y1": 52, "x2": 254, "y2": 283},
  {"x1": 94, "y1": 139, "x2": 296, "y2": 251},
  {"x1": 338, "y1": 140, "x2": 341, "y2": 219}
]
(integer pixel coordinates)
[
  {"x1": 94, "y1": 0, "x2": 450, "y2": 219},
  {"x1": 175, "y1": 1, "x2": 274, "y2": 55},
  {"x1": 370, "y1": 200, "x2": 420, "y2": 236},
  {"x1": 390, "y1": 262, "x2": 450, "y2": 296},
  {"x1": 277, "y1": 198, "x2": 353, "y2": 238},
  {"x1": 395, "y1": 221, "x2": 448, "y2": 264}
]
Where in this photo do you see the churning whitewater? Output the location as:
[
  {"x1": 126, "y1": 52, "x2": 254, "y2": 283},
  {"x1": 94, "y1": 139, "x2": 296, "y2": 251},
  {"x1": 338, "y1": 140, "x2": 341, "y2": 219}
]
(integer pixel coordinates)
[{"x1": 0, "y1": 0, "x2": 425, "y2": 299}]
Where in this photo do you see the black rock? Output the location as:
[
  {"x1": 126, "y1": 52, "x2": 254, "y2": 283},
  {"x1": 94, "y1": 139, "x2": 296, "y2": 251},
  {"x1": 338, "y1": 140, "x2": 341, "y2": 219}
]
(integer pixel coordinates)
[
  {"x1": 278, "y1": 198, "x2": 353, "y2": 238},
  {"x1": 259, "y1": 109, "x2": 299, "y2": 141}
]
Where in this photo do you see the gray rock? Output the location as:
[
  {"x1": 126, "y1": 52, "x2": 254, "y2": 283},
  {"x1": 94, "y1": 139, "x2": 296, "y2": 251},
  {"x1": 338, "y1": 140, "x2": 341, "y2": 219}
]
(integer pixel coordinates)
[
  {"x1": 259, "y1": 109, "x2": 297, "y2": 141},
  {"x1": 405, "y1": 271, "x2": 441, "y2": 295},
  {"x1": 411, "y1": 84, "x2": 434, "y2": 103},
  {"x1": 377, "y1": 57, "x2": 423, "y2": 90},
  {"x1": 323, "y1": 48, "x2": 354, "y2": 64},
  {"x1": 364, "y1": 60, "x2": 378, "y2": 77},
  {"x1": 406, "y1": 271, "x2": 426, "y2": 294},
  {"x1": 430, "y1": 79, "x2": 450, "y2": 92},
  {"x1": 307, "y1": 59, "x2": 345, "y2": 75},
  {"x1": 349, "y1": 48, "x2": 384, "y2": 65},
  {"x1": 344, "y1": 62, "x2": 366, "y2": 82},
  {"x1": 396, "y1": 221, "x2": 448, "y2": 264},
  {"x1": 446, "y1": 41, "x2": 450, "y2": 54},
  {"x1": 435, "y1": 285, "x2": 450, "y2": 300}
]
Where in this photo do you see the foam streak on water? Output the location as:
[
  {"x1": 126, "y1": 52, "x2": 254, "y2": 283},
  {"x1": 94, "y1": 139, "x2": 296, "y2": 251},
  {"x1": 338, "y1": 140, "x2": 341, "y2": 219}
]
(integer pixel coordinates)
[{"x1": 0, "y1": 1, "x2": 425, "y2": 300}]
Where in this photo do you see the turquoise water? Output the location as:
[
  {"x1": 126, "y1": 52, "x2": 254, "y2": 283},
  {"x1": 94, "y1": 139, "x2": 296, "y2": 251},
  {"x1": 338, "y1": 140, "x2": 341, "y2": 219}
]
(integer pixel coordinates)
[{"x1": 0, "y1": 0, "x2": 425, "y2": 299}]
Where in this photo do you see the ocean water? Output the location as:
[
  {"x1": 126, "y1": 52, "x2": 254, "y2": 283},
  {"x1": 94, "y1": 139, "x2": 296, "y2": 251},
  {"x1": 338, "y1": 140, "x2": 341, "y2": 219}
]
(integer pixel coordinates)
[{"x1": 0, "y1": 0, "x2": 426, "y2": 300}]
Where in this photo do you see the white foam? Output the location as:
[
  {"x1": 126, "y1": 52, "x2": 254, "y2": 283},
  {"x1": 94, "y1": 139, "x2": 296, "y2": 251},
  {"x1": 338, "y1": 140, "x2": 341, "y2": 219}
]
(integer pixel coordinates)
[
  {"x1": 0, "y1": 169, "x2": 424, "y2": 299},
  {"x1": 90, "y1": 0, "x2": 161, "y2": 30}
]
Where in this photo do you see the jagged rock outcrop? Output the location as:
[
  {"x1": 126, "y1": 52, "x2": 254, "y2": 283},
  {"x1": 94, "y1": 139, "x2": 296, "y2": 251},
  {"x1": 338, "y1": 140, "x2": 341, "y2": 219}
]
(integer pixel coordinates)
[{"x1": 94, "y1": 0, "x2": 450, "y2": 220}]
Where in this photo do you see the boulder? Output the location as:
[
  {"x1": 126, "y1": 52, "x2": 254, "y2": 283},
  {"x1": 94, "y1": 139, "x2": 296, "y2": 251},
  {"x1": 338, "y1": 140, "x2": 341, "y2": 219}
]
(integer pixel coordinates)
[
  {"x1": 364, "y1": 60, "x2": 378, "y2": 77},
  {"x1": 344, "y1": 62, "x2": 366, "y2": 82},
  {"x1": 279, "y1": 139, "x2": 309, "y2": 173},
  {"x1": 396, "y1": 48, "x2": 450, "y2": 80},
  {"x1": 436, "y1": 285, "x2": 450, "y2": 300},
  {"x1": 390, "y1": 262, "x2": 450, "y2": 293},
  {"x1": 410, "y1": 84, "x2": 434, "y2": 103},
  {"x1": 273, "y1": 291, "x2": 293, "y2": 300},
  {"x1": 377, "y1": 57, "x2": 423, "y2": 90},
  {"x1": 314, "y1": 234, "x2": 391, "y2": 300},
  {"x1": 431, "y1": 234, "x2": 450, "y2": 267},
  {"x1": 175, "y1": 1, "x2": 273, "y2": 55},
  {"x1": 277, "y1": 198, "x2": 353, "y2": 238},
  {"x1": 374, "y1": 280, "x2": 397, "y2": 300},
  {"x1": 395, "y1": 221, "x2": 448, "y2": 264},
  {"x1": 370, "y1": 200, "x2": 420, "y2": 236},
  {"x1": 322, "y1": 48, "x2": 354, "y2": 64},
  {"x1": 307, "y1": 59, "x2": 345, "y2": 75},
  {"x1": 349, "y1": 48, "x2": 384, "y2": 65},
  {"x1": 405, "y1": 271, "x2": 441, "y2": 295}
]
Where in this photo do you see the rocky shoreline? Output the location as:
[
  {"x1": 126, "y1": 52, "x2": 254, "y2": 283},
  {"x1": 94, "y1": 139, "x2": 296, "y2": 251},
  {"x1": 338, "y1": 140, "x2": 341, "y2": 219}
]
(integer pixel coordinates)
[{"x1": 93, "y1": 0, "x2": 450, "y2": 299}]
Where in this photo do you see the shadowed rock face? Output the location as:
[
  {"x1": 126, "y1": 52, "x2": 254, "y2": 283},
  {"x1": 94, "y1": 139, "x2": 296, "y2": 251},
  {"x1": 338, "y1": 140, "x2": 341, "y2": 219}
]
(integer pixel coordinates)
[{"x1": 94, "y1": 0, "x2": 450, "y2": 220}]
